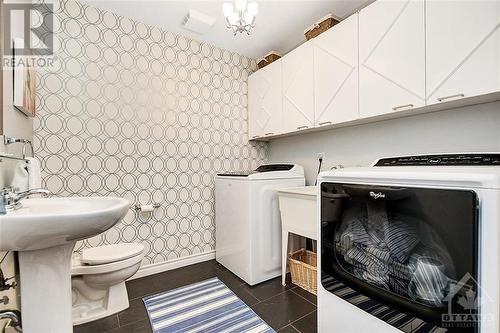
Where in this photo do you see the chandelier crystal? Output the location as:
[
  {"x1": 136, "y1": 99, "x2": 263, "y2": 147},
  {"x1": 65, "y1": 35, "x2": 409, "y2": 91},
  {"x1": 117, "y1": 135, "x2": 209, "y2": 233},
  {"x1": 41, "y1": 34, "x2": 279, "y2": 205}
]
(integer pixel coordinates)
[{"x1": 223, "y1": 0, "x2": 258, "y2": 35}]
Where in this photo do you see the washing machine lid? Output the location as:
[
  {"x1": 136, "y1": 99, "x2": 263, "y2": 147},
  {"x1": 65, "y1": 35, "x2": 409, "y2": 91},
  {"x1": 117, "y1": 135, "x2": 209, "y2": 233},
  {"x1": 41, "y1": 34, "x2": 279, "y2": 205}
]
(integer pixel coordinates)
[
  {"x1": 216, "y1": 164, "x2": 305, "y2": 180},
  {"x1": 81, "y1": 243, "x2": 145, "y2": 265}
]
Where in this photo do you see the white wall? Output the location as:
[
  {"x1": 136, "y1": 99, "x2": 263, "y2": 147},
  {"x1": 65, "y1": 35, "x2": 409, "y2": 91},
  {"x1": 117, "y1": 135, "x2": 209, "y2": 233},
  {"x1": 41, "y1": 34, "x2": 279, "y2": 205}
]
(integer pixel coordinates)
[
  {"x1": 269, "y1": 102, "x2": 500, "y2": 184},
  {"x1": 0, "y1": 47, "x2": 34, "y2": 187},
  {"x1": 0, "y1": 2, "x2": 33, "y2": 323}
]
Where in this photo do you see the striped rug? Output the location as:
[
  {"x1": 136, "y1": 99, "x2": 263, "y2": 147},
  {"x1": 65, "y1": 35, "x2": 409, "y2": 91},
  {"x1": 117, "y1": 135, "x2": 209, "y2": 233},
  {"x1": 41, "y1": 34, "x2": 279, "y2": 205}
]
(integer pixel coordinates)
[{"x1": 143, "y1": 277, "x2": 275, "y2": 333}]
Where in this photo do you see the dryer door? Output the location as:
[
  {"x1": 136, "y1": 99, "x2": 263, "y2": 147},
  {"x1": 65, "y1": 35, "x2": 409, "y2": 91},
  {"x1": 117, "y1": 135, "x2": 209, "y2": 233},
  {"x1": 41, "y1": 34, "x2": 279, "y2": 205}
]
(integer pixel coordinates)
[{"x1": 320, "y1": 182, "x2": 479, "y2": 332}]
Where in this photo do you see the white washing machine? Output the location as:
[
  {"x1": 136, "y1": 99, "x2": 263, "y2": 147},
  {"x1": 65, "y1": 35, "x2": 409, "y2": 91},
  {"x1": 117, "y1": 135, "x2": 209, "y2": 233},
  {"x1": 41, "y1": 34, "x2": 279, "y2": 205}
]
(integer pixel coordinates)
[
  {"x1": 216, "y1": 164, "x2": 305, "y2": 285},
  {"x1": 317, "y1": 153, "x2": 500, "y2": 333}
]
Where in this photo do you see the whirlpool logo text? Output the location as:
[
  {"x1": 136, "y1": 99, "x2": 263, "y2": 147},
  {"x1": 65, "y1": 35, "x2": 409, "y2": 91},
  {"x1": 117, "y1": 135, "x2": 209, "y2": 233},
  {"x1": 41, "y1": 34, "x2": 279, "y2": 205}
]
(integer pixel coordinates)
[{"x1": 369, "y1": 191, "x2": 386, "y2": 199}]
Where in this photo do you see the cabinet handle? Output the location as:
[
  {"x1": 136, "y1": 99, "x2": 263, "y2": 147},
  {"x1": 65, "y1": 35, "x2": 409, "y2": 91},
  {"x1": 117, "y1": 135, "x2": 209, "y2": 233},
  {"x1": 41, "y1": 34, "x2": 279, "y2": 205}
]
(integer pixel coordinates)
[
  {"x1": 392, "y1": 104, "x2": 414, "y2": 111},
  {"x1": 264, "y1": 132, "x2": 274, "y2": 136},
  {"x1": 318, "y1": 121, "x2": 332, "y2": 126},
  {"x1": 437, "y1": 93, "x2": 465, "y2": 102},
  {"x1": 297, "y1": 126, "x2": 309, "y2": 130}
]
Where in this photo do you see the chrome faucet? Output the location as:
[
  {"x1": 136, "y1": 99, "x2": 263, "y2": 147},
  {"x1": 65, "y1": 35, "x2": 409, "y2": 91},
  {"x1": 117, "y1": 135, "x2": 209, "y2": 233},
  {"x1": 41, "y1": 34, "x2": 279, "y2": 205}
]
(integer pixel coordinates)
[
  {"x1": 0, "y1": 309, "x2": 22, "y2": 332},
  {"x1": 0, "y1": 187, "x2": 51, "y2": 214}
]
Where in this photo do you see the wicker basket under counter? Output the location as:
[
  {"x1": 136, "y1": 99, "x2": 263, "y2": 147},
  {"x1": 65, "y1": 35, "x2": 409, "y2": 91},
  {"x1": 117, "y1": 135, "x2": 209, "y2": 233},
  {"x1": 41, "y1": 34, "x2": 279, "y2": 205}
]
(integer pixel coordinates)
[{"x1": 288, "y1": 249, "x2": 317, "y2": 295}]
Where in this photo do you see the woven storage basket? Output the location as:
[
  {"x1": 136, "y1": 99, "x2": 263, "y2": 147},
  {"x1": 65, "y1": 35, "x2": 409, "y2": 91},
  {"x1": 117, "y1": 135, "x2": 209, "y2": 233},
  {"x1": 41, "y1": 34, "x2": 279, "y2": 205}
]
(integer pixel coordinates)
[
  {"x1": 288, "y1": 249, "x2": 317, "y2": 295},
  {"x1": 304, "y1": 14, "x2": 340, "y2": 40},
  {"x1": 257, "y1": 51, "x2": 282, "y2": 69},
  {"x1": 265, "y1": 51, "x2": 281, "y2": 63},
  {"x1": 257, "y1": 58, "x2": 268, "y2": 69}
]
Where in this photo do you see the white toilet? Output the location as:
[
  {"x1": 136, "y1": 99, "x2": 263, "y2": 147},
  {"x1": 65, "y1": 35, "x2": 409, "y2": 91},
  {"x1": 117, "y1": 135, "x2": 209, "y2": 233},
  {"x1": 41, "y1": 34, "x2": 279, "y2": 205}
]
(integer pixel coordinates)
[{"x1": 71, "y1": 242, "x2": 145, "y2": 325}]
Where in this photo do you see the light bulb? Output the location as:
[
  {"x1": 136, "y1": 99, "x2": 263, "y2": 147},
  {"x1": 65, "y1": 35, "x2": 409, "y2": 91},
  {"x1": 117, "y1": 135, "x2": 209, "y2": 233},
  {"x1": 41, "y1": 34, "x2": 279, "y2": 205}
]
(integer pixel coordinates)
[
  {"x1": 242, "y1": 12, "x2": 254, "y2": 26},
  {"x1": 247, "y1": 2, "x2": 258, "y2": 16},
  {"x1": 228, "y1": 12, "x2": 239, "y2": 25},
  {"x1": 222, "y1": 2, "x2": 234, "y2": 18},
  {"x1": 235, "y1": 0, "x2": 248, "y2": 12}
]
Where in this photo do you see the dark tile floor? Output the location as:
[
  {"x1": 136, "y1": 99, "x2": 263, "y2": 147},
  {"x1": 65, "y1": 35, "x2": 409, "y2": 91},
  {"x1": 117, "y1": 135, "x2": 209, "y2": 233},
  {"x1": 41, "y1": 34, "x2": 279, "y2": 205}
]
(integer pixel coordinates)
[{"x1": 74, "y1": 260, "x2": 317, "y2": 333}]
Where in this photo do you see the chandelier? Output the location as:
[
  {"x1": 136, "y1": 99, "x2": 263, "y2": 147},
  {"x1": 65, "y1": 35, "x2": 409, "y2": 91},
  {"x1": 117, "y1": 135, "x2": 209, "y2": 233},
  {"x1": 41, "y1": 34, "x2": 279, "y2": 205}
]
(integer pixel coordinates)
[{"x1": 223, "y1": 0, "x2": 259, "y2": 35}]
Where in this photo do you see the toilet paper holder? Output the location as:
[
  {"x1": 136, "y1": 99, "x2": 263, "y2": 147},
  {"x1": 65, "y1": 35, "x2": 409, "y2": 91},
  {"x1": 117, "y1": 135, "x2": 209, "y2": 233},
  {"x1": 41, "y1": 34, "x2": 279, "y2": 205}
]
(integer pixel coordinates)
[{"x1": 131, "y1": 203, "x2": 161, "y2": 211}]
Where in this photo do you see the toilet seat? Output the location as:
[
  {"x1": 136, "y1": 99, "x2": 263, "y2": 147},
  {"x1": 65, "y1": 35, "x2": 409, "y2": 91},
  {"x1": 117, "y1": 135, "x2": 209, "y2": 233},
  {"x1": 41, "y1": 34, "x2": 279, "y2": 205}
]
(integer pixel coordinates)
[
  {"x1": 72, "y1": 253, "x2": 144, "y2": 275},
  {"x1": 81, "y1": 243, "x2": 145, "y2": 265},
  {"x1": 71, "y1": 243, "x2": 145, "y2": 276}
]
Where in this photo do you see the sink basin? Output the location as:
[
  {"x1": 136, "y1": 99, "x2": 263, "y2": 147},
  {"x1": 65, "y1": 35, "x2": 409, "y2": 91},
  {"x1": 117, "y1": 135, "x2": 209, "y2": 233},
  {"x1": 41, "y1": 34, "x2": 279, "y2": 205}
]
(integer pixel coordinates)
[
  {"x1": 0, "y1": 196, "x2": 129, "y2": 333},
  {"x1": 0, "y1": 197, "x2": 130, "y2": 251}
]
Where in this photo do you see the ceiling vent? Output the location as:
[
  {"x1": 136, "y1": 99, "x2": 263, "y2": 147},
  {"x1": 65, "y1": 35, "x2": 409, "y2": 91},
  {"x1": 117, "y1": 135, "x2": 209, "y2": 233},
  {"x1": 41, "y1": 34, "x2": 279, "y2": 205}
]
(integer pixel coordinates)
[{"x1": 182, "y1": 9, "x2": 216, "y2": 35}]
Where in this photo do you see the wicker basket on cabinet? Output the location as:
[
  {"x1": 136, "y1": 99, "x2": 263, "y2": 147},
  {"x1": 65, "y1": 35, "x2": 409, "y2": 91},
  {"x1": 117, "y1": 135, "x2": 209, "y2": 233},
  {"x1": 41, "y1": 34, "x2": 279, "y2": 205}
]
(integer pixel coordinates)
[
  {"x1": 257, "y1": 51, "x2": 282, "y2": 69},
  {"x1": 288, "y1": 249, "x2": 317, "y2": 295},
  {"x1": 257, "y1": 58, "x2": 268, "y2": 69},
  {"x1": 304, "y1": 14, "x2": 340, "y2": 40}
]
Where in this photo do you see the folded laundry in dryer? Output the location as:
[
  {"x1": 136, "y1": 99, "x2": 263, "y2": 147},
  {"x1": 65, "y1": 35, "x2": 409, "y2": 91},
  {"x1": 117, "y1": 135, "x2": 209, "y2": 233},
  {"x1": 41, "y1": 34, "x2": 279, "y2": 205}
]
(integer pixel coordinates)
[
  {"x1": 335, "y1": 201, "x2": 453, "y2": 306},
  {"x1": 338, "y1": 239, "x2": 450, "y2": 306},
  {"x1": 337, "y1": 213, "x2": 420, "y2": 264},
  {"x1": 343, "y1": 244, "x2": 412, "y2": 281}
]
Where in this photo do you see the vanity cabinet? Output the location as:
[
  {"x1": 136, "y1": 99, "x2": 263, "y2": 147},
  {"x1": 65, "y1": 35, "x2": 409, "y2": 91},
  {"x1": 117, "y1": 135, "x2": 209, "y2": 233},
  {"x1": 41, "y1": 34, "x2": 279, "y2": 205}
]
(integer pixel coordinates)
[
  {"x1": 313, "y1": 13, "x2": 359, "y2": 126},
  {"x1": 282, "y1": 41, "x2": 315, "y2": 133},
  {"x1": 359, "y1": 0, "x2": 426, "y2": 118},
  {"x1": 425, "y1": 0, "x2": 500, "y2": 105},
  {"x1": 248, "y1": 59, "x2": 283, "y2": 139}
]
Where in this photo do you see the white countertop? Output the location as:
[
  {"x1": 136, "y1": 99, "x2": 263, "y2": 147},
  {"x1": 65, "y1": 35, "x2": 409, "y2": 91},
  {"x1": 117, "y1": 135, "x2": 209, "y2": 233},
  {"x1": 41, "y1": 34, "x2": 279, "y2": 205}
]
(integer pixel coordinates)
[{"x1": 277, "y1": 186, "x2": 317, "y2": 197}]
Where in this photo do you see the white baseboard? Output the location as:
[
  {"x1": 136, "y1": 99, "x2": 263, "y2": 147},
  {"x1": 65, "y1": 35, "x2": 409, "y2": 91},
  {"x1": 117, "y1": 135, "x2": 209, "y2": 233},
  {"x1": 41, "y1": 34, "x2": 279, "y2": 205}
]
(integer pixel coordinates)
[{"x1": 128, "y1": 250, "x2": 216, "y2": 281}]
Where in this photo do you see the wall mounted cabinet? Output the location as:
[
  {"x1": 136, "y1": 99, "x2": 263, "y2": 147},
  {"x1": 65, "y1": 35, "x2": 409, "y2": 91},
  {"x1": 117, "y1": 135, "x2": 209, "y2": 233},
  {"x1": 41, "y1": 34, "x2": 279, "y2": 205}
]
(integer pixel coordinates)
[
  {"x1": 314, "y1": 13, "x2": 359, "y2": 126},
  {"x1": 359, "y1": 0, "x2": 425, "y2": 118},
  {"x1": 426, "y1": 0, "x2": 500, "y2": 105},
  {"x1": 248, "y1": 0, "x2": 500, "y2": 141},
  {"x1": 282, "y1": 41, "x2": 315, "y2": 133},
  {"x1": 248, "y1": 59, "x2": 283, "y2": 139}
]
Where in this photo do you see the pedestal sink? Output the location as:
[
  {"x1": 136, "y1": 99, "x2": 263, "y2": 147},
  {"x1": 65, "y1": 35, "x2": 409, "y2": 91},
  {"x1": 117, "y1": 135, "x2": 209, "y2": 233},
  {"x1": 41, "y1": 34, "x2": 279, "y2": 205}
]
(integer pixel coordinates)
[{"x1": 0, "y1": 197, "x2": 129, "y2": 333}]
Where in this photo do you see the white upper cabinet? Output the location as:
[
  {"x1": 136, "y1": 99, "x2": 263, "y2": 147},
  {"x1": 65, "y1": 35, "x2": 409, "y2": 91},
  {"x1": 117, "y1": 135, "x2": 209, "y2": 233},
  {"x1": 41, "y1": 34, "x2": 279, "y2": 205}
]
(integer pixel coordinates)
[
  {"x1": 282, "y1": 41, "x2": 315, "y2": 133},
  {"x1": 359, "y1": 0, "x2": 426, "y2": 118},
  {"x1": 314, "y1": 14, "x2": 359, "y2": 126},
  {"x1": 426, "y1": 0, "x2": 500, "y2": 105},
  {"x1": 247, "y1": 0, "x2": 500, "y2": 141},
  {"x1": 248, "y1": 60, "x2": 283, "y2": 139}
]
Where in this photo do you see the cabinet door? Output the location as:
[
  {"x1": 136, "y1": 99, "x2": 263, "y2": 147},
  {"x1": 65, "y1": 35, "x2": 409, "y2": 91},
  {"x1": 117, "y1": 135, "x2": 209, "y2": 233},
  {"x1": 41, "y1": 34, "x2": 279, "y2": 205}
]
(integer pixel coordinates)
[
  {"x1": 282, "y1": 42, "x2": 314, "y2": 133},
  {"x1": 248, "y1": 60, "x2": 283, "y2": 139},
  {"x1": 426, "y1": 0, "x2": 500, "y2": 105},
  {"x1": 314, "y1": 14, "x2": 359, "y2": 126},
  {"x1": 359, "y1": 0, "x2": 425, "y2": 118}
]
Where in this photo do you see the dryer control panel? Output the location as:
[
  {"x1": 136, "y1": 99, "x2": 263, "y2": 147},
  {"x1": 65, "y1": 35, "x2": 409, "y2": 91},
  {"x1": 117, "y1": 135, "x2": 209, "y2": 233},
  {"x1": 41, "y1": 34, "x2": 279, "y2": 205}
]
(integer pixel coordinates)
[{"x1": 374, "y1": 154, "x2": 500, "y2": 166}]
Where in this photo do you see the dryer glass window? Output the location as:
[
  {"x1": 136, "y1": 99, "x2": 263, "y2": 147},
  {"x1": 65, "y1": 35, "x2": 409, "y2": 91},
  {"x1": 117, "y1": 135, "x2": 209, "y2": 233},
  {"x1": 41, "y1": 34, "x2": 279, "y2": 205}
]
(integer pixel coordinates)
[{"x1": 320, "y1": 183, "x2": 478, "y2": 331}]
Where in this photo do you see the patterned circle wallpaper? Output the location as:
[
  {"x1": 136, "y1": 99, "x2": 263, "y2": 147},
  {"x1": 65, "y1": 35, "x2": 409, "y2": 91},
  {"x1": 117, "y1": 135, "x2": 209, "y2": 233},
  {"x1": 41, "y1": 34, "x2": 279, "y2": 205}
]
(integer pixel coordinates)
[{"x1": 34, "y1": 0, "x2": 268, "y2": 265}]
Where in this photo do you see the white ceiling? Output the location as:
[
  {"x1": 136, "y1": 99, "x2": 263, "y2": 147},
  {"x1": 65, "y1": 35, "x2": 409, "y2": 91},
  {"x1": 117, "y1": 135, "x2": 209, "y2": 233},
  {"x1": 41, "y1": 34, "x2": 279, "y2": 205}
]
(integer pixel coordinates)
[{"x1": 82, "y1": 0, "x2": 372, "y2": 59}]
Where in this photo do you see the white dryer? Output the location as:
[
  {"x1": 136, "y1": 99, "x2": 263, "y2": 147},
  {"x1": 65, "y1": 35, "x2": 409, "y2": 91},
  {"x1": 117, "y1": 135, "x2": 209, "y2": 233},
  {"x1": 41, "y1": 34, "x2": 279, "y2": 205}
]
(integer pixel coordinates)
[
  {"x1": 317, "y1": 153, "x2": 500, "y2": 333},
  {"x1": 216, "y1": 164, "x2": 305, "y2": 285}
]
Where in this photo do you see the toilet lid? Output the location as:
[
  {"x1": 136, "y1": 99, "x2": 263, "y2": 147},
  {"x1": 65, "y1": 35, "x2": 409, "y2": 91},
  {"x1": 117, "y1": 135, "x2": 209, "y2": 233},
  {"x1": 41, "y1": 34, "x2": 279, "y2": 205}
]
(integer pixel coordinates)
[{"x1": 81, "y1": 243, "x2": 145, "y2": 265}]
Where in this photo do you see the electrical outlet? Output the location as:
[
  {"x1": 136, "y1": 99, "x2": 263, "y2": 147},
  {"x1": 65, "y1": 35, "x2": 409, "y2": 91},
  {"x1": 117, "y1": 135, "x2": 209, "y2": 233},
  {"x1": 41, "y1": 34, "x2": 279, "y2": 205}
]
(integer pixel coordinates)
[{"x1": 317, "y1": 152, "x2": 325, "y2": 160}]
